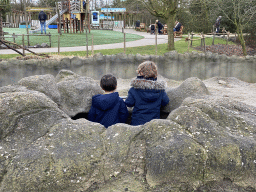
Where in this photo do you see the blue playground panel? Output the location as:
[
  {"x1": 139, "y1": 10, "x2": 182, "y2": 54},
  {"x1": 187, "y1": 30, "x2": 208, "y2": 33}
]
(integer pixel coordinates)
[
  {"x1": 48, "y1": 25, "x2": 58, "y2": 29},
  {"x1": 19, "y1": 25, "x2": 31, "y2": 28}
]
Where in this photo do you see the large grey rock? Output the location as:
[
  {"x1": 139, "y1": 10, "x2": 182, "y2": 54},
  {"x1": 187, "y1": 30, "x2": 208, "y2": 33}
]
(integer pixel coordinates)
[
  {"x1": 0, "y1": 119, "x2": 106, "y2": 192},
  {"x1": 167, "y1": 95, "x2": 256, "y2": 190},
  {"x1": 56, "y1": 70, "x2": 104, "y2": 117},
  {"x1": 0, "y1": 75, "x2": 256, "y2": 192},
  {"x1": 163, "y1": 77, "x2": 209, "y2": 113},
  {"x1": 0, "y1": 90, "x2": 70, "y2": 192},
  {"x1": 18, "y1": 74, "x2": 61, "y2": 105},
  {"x1": 102, "y1": 124, "x2": 145, "y2": 180},
  {"x1": 0, "y1": 91, "x2": 68, "y2": 149},
  {"x1": 0, "y1": 84, "x2": 32, "y2": 93}
]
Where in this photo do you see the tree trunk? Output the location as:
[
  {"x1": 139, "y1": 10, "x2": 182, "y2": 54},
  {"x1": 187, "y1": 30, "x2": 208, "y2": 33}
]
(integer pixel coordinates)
[
  {"x1": 237, "y1": 25, "x2": 247, "y2": 56},
  {"x1": 167, "y1": 15, "x2": 175, "y2": 51},
  {"x1": 0, "y1": 12, "x2": 3, "y2": 39}
]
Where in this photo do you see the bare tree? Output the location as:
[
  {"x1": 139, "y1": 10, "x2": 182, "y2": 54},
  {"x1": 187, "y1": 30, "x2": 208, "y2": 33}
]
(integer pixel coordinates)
[
  {"x1": 213, "y1": 0, "x2": 256, "y2": 56},
  {"x1": 0, "y1": 0, "x2": 11, "y2": 38},
  {"x1": 138, "y1": 0, "x2": 178, "y2": 50}
]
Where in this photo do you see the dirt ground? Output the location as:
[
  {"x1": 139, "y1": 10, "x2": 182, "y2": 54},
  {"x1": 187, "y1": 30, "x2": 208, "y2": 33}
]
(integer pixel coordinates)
[{"x1": 194, "y1": 44, "x2": 256, "y2": 56}]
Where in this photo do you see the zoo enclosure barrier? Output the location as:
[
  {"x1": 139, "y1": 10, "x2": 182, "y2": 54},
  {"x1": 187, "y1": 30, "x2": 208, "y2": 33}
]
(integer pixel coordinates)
[
  {"x1": 186, "y1": 31, "x2": 233, "y2": 53},
  {"x1": 1, "y1": 33, "x2": 52, "y2": 48}
]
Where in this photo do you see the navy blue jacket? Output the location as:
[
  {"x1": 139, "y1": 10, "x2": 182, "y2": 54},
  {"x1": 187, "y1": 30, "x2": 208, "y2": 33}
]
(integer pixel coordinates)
[
  {"x1": 88, "y1": 92, "x2": 128, "y2": 128},
  {"x1": 175, "y1": 22, "x2": 182, "y2": 32},
  {"x1": 125, "y1": 77, "x2": 169, "y2": 126},
  {"x1": 38, "y1": 11, "x2": 47, "y2": 22}
]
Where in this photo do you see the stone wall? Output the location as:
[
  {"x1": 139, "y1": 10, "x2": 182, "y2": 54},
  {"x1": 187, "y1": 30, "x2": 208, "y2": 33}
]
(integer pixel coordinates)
[{"x1": 1, "y1": 51, "x2": 256, "y2": 87}]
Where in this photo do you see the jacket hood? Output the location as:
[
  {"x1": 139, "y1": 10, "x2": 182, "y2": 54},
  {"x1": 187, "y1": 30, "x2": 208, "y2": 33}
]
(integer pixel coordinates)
[
  {"x1": 92, "y1": 92, "x2": 120, "y2": 111},
  {"x1": 130, "y1": 77, "x2": 167, "y2": 102},
  {"x1": 130, "y1": 77, "x2": 167, "y2": 90}
]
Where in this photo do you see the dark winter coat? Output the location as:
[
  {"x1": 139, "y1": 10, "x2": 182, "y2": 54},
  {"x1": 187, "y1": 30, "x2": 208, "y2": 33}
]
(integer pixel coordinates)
[
  {"x1": 175, "y1": 22, "x2": 182, "y2": 32},
  {"x1": 88, "y1": 92, "x2": 128, "y2": 128},
  {"x1": 38, "y1": 11, "x2": 47, "y2": 22},
  {"x1": 215, "y1": 18, "x2": 221, "y2": 28},
  {"x1": 157, "y1": 21, "x2": 163, "y2": 30},
  {"x1": 125, "y1": 76, "x2": 169, "y2": 126}
]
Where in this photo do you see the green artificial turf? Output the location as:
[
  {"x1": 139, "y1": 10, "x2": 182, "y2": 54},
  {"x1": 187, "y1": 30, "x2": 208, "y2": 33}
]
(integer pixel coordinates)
[{"x1": 2, "y1": 28, "x2": 144, "y2": 48}]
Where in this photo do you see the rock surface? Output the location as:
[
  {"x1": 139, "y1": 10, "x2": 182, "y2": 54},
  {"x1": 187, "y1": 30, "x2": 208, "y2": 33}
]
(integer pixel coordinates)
[
  {"x1": 0, "y1": 70, "x2": 256, "y2": 192},
  {"x1": 163, "y1": 77, "x2": 209, "y2": 112},
  {"x1": 56, "y1": 70, "x2": 104, "y2": 117},
  {"x1": 18, "y1": 74, "x2": 61, "y2": 105}
]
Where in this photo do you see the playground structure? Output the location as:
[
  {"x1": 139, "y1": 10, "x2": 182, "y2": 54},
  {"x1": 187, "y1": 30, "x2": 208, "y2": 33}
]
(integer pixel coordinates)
[
  {"x1": 2, "y1": 1, "x2": 157, "y2": 31},
  {"x1": 56, "y1": 0, "x2": 89, "y2": 33}
]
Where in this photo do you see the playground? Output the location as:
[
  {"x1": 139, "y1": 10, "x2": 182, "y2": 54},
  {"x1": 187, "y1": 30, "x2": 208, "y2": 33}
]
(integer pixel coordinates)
[{"x1": 0, "y1": 0, "x2": 255, "y2": 58}]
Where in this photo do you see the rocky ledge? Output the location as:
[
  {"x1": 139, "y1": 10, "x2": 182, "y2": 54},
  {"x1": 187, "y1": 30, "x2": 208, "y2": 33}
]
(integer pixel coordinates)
[{"x1": 0, "y1": 70, "x2": 256, "y2": 192}]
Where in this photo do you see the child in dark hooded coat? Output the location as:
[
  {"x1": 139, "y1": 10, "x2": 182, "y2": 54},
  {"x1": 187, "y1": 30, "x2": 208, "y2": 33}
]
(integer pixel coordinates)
[
  {"x1": 125, "y1": 61, "x2": 169, "y2": 126},
  {"x1": 88, "y1": 74, "x2": 128, "y2": 128}
]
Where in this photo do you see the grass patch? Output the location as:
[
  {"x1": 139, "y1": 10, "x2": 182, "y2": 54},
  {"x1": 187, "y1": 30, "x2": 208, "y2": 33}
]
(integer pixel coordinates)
[
  {"x1": 2, "y1": 28, "x2": 143, "y2": 47},
  {"x1": 0, "y1": 35, "x2": 236, "y2": 60},
  {"x1": 48, "y1": 36, "x2": 236, "y2": 57}
]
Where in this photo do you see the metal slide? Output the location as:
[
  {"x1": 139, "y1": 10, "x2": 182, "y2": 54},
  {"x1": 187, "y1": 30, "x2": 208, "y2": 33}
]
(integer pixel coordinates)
[{"x1": 30, "y1": 8, "x2": 68, "y2": 34}]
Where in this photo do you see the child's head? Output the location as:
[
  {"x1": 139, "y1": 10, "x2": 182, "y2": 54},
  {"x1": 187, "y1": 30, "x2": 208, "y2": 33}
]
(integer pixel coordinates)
[
  {"x1": 136, "y1": 61, "x2": 158, "y2": 79},
  {"x1": 100, "y1": 74, "x2": 117, "y2": 92}
]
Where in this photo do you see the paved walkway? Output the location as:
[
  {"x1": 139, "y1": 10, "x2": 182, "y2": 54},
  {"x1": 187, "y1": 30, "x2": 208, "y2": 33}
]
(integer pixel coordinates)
[{"x1": 0, "y1": 28, "x2": 180, "y2": 55}]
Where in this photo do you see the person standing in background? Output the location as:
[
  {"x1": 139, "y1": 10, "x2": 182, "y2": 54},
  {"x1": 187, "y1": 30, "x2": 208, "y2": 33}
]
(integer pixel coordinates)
[
  {"x1": 38, "y1": 10, "x2": 47, "y2": 34},
  {"x1": 215, "y1": 16, "x2": 222, "y2": 35}
]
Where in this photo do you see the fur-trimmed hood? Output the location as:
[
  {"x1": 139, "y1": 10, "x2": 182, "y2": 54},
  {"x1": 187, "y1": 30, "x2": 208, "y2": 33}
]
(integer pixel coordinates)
[{"x1": 130, "y1": 77, "x2": 167, "y2": 90}]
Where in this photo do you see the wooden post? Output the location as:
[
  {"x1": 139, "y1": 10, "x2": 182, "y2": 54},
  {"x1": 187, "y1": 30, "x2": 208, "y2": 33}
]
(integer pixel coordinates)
[
  {"x1": 226, "y1": 32, "x2": 229, "y2": 45},
  {"x1": 0, "y1": 13, "x2": 3, "y2": 39},
  {"x1": 201, "y1": 32, "x2": 203, "y2": 47},
  {"x1": 69, "y1": 1, "x2": 72, "y2": 33},
  {"x1": 22, "y1": 34, "x2": 25, "y2": 56},
  {"x1": 62, "y1": 15, "x2": 66, "y2": 33},
  {"x1": 63, "y1": 14, "x2": 65, "y2": 33},
  {"x1": 80, "y1": 17, "x2": 82, "y2": 33},
  {"x1": 13, "y1": 33, "x2": 15, "y2": 43},
  {"x1": 76, "y1": 18, "x2": 78, "y2": 33},
  {"x1": 58, "y1": 35, "x2": 60, "y2": 55},
  {"x1": 66, "y1": 18, "x2": 69, "y2": 33},
  {"x1": 129, "y1": 14, "x2": 130, "y2": 28},
  {"x1": 57, "y1": 5, "x2": 62, "y2": 35},
  {"x1": 86, "y1": 27, "x2": 88, "y2": 58},
  {"x1": 24, "y1": 1, "x2": 30, "y2": 46},
  {"x1": 212, "y1": 25, "x2": 215, "y2": 45},
  {"x1": 191, "y1": 32, "x2": 193, "y2": 47},
  {"x1": 91, "y1": 34, "x2": 94, "y2": 56},
  {"x1": 124, "y1": 33, "x2": 126, "y2": 53},
  {"x1": 26, "y1": 33, "x2": 30, "y2": 47},
  {"x1": 49, "y1": 33, "x2": 51, "y2": 47},
  {"x1": 155, "y1": 24, "x2": 157, "y2": 55},
  {"x1": 203, "y1": 34, "x2": 206, "y2": 52},
  {"x1": 73, "y1": 19, "x2": 75, "y2": 33},
  {"x1": 187, "y1": 33, "x2": 190, "y2": 52}
]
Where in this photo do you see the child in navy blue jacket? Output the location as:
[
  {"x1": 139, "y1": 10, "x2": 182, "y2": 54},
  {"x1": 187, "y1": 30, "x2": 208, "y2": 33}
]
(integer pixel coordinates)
[
  {"x1": 125, "y1": 61, "x2": 169, "y2": 126},
  {"x1": 88, "y1": 74, "x2": 128, "y2": 128}
]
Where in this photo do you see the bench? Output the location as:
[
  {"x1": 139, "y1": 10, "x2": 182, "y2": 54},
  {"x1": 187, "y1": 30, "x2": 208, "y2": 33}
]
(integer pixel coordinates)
[
  {"x1": 136, "y1": 23, "x2": 146, "y2": 31},
  {"x1": 147, "y1": 24, "x2": 155, "y2": 34},
  {"x1": 174, "y1": 25, "x2": 184, "y2": 38},
  {"x1": 2, "y1": 22, "x2": 10, "y2": 28}
]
